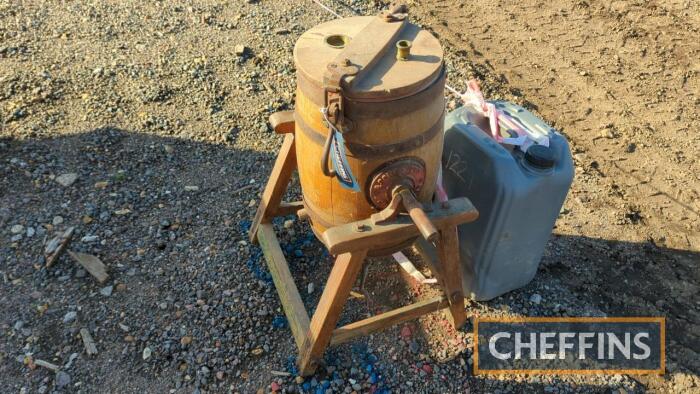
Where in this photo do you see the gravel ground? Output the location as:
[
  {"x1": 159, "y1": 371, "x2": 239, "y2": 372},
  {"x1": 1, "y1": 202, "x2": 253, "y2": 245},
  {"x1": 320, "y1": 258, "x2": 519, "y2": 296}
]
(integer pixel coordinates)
[{"x1": 1, "y1": 1, "x2": 698, "y2": 393}]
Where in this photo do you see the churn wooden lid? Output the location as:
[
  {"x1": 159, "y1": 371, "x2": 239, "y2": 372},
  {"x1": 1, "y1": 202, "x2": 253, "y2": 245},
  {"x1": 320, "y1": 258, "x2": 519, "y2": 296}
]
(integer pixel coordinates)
[{"x1": 294, "y1": 15, "x2": 443, "y2": 101}]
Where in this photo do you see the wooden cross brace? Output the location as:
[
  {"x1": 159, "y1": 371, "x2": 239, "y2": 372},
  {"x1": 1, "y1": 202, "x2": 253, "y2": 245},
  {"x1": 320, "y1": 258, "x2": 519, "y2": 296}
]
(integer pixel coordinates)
[{"x1": 249, "y1": 114, "x2": 478, "y2": 376}]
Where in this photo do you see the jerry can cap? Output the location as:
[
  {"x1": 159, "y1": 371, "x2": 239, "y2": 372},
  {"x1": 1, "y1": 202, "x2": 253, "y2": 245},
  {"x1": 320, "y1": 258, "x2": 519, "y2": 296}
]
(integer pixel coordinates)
[{"x1": 524, "y1": 144, "x2": 555, "y2": 169}]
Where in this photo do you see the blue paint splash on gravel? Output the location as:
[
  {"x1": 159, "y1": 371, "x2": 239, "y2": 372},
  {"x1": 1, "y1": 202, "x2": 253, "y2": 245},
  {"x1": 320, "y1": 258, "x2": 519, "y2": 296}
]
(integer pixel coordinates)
[{"x1": 239, "y1": 220, "x2": 272, "y2": 284}]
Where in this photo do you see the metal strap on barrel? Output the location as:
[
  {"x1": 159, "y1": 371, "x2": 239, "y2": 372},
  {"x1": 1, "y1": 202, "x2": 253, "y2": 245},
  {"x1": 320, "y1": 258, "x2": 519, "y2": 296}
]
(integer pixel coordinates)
[
  {"x1": 295, "y1": 111, "x2": 444, "y2": 159},
  {"x1": 320, "y1": 4, "x2": 409, "y2": 179}
]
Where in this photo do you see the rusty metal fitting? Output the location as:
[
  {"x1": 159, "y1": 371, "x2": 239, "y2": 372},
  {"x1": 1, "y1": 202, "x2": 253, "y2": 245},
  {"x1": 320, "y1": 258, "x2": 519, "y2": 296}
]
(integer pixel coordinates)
[
  {"x1": 396, "y1": 40, "x2": 412, "y2": 61},
  {"x1": 355, "y1": 224, "x2": 371, "y2": 232}
]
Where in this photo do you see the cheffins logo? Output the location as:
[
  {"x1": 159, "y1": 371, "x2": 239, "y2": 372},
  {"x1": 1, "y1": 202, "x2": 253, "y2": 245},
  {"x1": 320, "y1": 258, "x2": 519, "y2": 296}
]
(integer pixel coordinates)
[{"x1": 474, "y1": 317, "x2": 664, "y2": 375}]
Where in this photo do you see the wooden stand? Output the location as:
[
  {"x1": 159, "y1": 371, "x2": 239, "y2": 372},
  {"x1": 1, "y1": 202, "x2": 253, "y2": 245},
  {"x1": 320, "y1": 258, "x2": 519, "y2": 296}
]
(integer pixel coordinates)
[{"x1": 249, "y1": 121, "x2": 478, "y2": 376}]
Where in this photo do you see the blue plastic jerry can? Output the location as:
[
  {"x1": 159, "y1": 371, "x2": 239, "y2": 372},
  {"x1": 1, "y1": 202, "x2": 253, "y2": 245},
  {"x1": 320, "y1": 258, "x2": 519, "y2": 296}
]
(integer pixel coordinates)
[{"x1": 426, "y1": 101, "x2": 574, "y2": 301}]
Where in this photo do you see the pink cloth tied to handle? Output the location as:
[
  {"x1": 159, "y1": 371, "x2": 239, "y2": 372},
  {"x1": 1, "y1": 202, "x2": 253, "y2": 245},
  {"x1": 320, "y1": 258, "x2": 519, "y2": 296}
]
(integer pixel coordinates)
[
  {"x1": 438, "y1": 79, "x2": 554, "y2": 202},
  {"x1": 447, "y1": 80, "x2": 547, "y2": 148}
]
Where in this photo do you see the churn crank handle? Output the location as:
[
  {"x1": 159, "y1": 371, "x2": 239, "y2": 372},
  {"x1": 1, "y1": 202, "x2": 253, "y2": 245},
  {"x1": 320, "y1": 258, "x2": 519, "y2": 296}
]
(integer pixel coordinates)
[{"x1": 397, "y1": 188, "x2": 439, "y2": 243}]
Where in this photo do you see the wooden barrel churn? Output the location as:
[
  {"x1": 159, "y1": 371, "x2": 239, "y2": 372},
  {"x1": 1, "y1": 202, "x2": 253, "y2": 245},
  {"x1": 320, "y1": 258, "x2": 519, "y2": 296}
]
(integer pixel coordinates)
[{"x1": 293, "y1": 6, "x2": 445, "y2": 255}]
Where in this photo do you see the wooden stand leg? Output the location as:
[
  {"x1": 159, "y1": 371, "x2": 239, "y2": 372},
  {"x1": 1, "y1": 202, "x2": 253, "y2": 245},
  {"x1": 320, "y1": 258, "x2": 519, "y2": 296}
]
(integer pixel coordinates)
[
  {"x1": 298, "y1": 250, "x2": 368, "y2": 376},
  {"x1": 258, "y1": 224, "x2": 311, "y2": 350},
  {"x1": 438, "y1": 225, "x2": 467, "y2": 329},
  {"x1": 249, "y1": 133, "x2": 296, "y2": 242}
]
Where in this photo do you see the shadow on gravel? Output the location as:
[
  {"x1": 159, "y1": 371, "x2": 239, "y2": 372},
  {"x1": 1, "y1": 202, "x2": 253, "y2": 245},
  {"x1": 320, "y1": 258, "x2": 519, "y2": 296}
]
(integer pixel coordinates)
[
  {"x1": 444, "y1": 233, "x2": 697, "y2": 389},
  {"x1": 541, "y1": 234, "x2": 700, "y2": 374},
  {"x1": 0, "y1": 127, "x2": 293, "y2": 392}
]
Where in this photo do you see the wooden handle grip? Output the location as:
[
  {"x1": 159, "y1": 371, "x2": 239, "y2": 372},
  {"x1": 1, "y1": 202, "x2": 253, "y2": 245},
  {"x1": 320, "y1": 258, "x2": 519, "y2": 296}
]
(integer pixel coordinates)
[
  {"x1": 269, "y1": 111, "x2": 295, "y2": 134},
  {"x1": 398, "y1": 189, "x2": 438, "y2": 243}
]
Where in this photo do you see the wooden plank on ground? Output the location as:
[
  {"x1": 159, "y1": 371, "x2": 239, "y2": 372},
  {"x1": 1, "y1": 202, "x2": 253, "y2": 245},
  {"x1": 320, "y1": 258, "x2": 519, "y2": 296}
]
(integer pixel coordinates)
[
  {"x1": 80, "y1": 328, "x2": 98, "y2": 355},
  {"x1": 393, "y1": 251, "x2": 435, "y2": 284},
  {"x1": 34, "y1": 359, "x2": 60, "y2": 371},
  {"x1": 330, "y1": 296, "x2": 448, "y2": 346},
  {"x1": 322, "y1": 197, "x2": 478, "y2": 255},
  {"x1": 68, "y1": 251, "x2": 109, "y2": 283},
  {"x1": 257, "y1": 223, "x2": 310, "y2": 350},
  {"x1": 45, "y1": 227, "x2": 75, "y2": 268}
]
